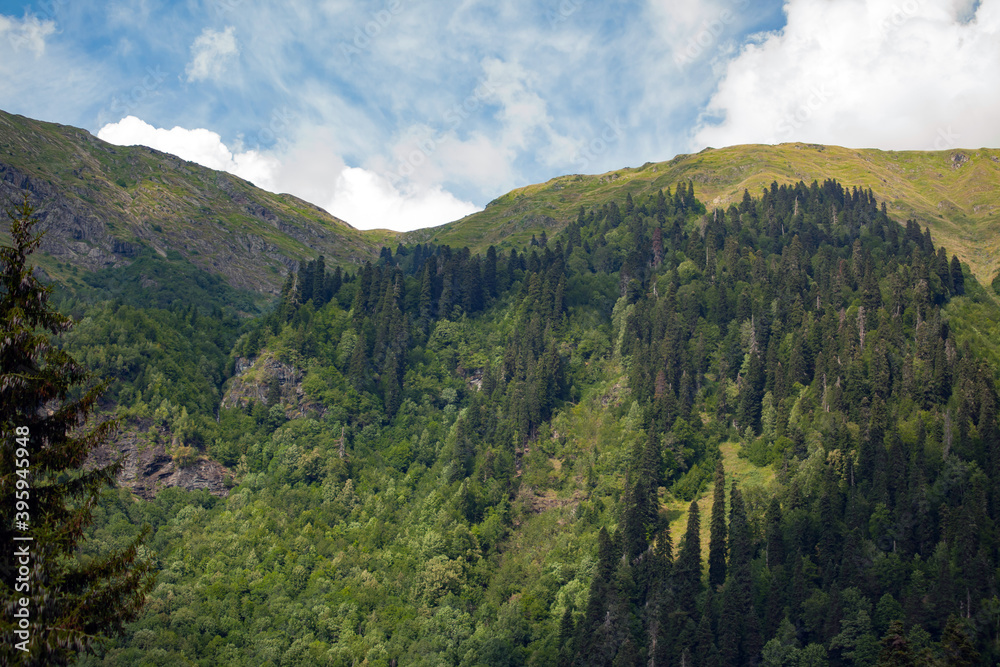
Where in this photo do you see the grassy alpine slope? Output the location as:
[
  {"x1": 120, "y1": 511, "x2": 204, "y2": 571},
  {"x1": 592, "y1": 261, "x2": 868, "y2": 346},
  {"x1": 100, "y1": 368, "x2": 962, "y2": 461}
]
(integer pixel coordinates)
[
  {"x1": 407, "y1": 143, "x2": 1000, "y2": 286},
  {"x1": 0, "y1": 109, "x2": 390, "y2": 293}
]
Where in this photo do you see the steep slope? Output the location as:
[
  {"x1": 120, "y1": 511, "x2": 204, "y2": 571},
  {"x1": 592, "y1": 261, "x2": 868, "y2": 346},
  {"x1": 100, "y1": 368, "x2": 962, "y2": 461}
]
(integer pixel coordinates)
[
  {"x1": 406, "y1": 143, "x2": 1000, "y2": 285},
  {"x1": 79, "y1": 180, "x2": 1000, "y2": 664},
  {"x1": 0, "y1": 109, "x2": 389, "y2": 293}
]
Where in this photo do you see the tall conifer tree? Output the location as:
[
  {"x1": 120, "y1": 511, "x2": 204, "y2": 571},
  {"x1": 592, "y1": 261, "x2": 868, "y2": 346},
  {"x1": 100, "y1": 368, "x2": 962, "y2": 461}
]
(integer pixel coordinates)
[
  {"x1": 708, "y1": 460, "x2": 728, "y2": 589},
  {"x1": 1, "y1": 197, "x2": 153, "y2": 665}
]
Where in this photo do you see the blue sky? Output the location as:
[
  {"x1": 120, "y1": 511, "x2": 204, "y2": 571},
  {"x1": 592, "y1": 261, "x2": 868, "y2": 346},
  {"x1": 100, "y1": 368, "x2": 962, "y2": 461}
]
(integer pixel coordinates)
[{"x1": 1, "y1": 0, "x2": 997, "y2": 231}]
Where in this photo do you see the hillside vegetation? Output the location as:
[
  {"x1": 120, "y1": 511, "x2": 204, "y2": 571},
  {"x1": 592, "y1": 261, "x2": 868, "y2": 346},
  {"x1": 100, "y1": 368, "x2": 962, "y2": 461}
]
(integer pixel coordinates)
[
  {"x1": 6, "y1": 108, "x2": 1000, "y2": 664},
  {"x1": 0, "y1": 109, "x2": 388, "y2": 293},
  {"x1": 54, "y1": 179, "x2": 1000, "y2": 665},
  {"x1": 406, "y1": 144, "x2": 1000, "y2": 288}
]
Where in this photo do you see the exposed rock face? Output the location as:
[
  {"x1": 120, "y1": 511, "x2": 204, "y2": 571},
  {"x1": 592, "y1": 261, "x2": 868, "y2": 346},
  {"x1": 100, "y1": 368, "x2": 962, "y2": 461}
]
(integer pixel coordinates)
[
  {"x1": 457, "y1": 365, "x2": 484, "y2": 391},
  {"x1": 222, "y1": 353, "x2": 326, "y2": 420},
  {"x1": 1, "y1": 160, "x2": 124, "y2": 272},
  {"x1": 88, "y1": 423, "x2": 231, "y2": 499}
]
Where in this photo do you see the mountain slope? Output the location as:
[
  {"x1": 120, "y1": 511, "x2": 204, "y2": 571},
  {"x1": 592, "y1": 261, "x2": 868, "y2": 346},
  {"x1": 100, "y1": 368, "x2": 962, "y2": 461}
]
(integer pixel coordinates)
[
  {"x1": 75, "y1": 178, "x2": 1000, "y2": 664},
  {"x1": 5, "y1": 109, "x2": 998, "y2": 290},
  {"x1": 0, "y1": 109, "x2": 389, "y2": 293},
  {"x1": 407, "y1": 143, "x2": 1000, "y2": 285}
]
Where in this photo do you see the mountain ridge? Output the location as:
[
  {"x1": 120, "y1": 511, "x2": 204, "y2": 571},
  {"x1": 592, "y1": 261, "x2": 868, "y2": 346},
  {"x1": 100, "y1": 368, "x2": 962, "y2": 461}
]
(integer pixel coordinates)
[
  {"x1": 0, "y1": 108, "x2": 385, "y2": 293},
  {"x1": 407, "y1": 142, "x2": 1000, "y2": 285},
  {"x1": 4, "y1": 108, "x2": 999, "y2": 291}
]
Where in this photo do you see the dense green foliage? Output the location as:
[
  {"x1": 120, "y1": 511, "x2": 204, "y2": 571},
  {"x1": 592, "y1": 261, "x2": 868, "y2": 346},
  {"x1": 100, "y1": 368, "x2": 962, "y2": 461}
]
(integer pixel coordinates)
[
  {"x1": 38, "y1": 252, "x2": 259, "y2": 465},
  {"x1": 577, "y1": 180, "x2": 999, "y2": 666},
  {"x1": 61, "y1": 180, "x2": 1000, "y2": 665},
  {"x1": 1, "y1": 198, "x2": 152, "y2": 665},
  {"x1": 70, "y1": 250, "x2": 263, "y2": 314}
]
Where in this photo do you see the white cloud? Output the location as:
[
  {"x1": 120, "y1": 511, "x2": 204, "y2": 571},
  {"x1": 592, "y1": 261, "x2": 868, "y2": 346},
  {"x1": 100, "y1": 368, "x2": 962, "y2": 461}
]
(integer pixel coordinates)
[
  {"x1": 647, "y1": 0, "x2": 747, "y2": 50},
  {"x1": 435, "y1": 134, "x2": 519, "y2": 192},
  {"x1": 693, "y1": 0, "x2": 1000, "y2": 151},
  {"x1": 0, "y1": 13, "x2": 114, "y2": 129},
  {"x1": 373, "y1": 56, "x2": 585, "y2": 201},
  {"x1": 480, "y1": 58, "x2": 551, "y2": 150},
  {"x1": 0, "y1": 13, "x2": 56, "y2": 56},
  {"x1": 97, "y1": 116, "x2": 279, "y2": 187},
  {"x1": 378, "y1": 123, "x2": 516, "y2": 197},
  {"x1": 325, "y1": 168, "x2": 480, "y2": 232},
  {"x1": 479, "y1": 57, "x2": 585, "y2": 168},
  {"x1": 185, "y1": 25, "x2": 239, "y2": 83},
  {"x1": 96, "y1": 116, "x2": 478, "y2": 231}
]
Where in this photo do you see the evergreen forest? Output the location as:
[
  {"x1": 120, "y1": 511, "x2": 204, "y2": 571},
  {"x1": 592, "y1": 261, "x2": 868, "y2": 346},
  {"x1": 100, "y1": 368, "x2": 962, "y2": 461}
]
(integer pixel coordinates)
[{"x1": 37, "y1": 179, "x2": 1000, "y2": 665}]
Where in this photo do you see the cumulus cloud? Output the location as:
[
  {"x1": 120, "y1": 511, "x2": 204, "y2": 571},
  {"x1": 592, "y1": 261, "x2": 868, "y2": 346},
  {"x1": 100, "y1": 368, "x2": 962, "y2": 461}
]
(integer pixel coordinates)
[
  {"x1": 186, "y1": 26, "x2": 239, "y2": 83},
  {"x1": 325, "y1": 168, "x2": 479, "y2": 232},
  {"x1": 693, "y1": 0, "x2": 1000, "y2": 151},
  {"x1": 0, "y1": 13, "x2": 56, "y2": 56},
  {"x1": 97, "y1": 116, "x2": 278, "y2": 186},
  {"x1": 96, "y1": 116, "x2": 478, "y2": 231}
]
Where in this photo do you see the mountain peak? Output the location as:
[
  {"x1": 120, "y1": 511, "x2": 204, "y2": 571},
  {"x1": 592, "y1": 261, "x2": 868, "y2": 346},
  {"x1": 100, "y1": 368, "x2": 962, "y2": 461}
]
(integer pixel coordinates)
[{"x1": 0, "y1": 108, "x2": 379, "y2": 293}]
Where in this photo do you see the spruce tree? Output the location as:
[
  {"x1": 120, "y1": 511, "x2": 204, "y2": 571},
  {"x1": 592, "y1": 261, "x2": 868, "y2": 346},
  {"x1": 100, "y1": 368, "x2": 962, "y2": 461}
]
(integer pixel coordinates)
[
  {"x1": 0, "y1": 196, "x2": 153, "y2": 665},
  {"x1": 650, "y1": 524, "x2": 673, "y2": 589},
  {"x1": 312, "y1": 254, "x2": 326, "y2": 305},
  {"x1": 347, "y1": 328, "x2": 369, "y2": 392},
  {"x1": 939, "y1": 615, "x2": 980, "y2": 666},
  {"x1": 296, "y1": 258, "x2": 314, "y2": 304},
  {"x1": 381, "y1": 349, "x2": 402, "y2": 417},
  {"x1": 641, "y1": 426, "x2": 662, "y2": 529},
  {"x1": 674, "y1": 500, "x2": 702, "y2": 614},
  {"x1": 621, "y1": 472, "x2": 647, "y2": 561},
  {"x1": 875, "y1": 620, "x2": 915, "y2": 666},
  {"x1": 418, "y1": 262, "x2": 435, "y2": 333},
  {"x1": 720, "y1": 485, "x2": 762, "y2": 665},
  {"x1": 557, "y1": 606, "x2": 575, "y2": 667},
  {"x1": 708, "y1": 460, "x2": 728, "y2": 589},
  {"x1": 950, "y1": 255, "x2": 964, "y2": 295},
  {"x1": 576, "y1": 527, "x2": 617, "y2": 662},
  {"x1": 484, "y1": 245, "x2": 498, "y2": 300},
  {"x1": 764, "y1": 495, "x2": 784, "y2": 569},
  {"x1": 693, "y1": 587, "x2": 721, "y2": 667},
  {"x1": 328, "y1": 264, "x2": 342, "y2": 299},
  {"x1": 438, "y1": 262, "x2": 455, "y2": 318},
  {"x1": 277, "y1": 270, "x2": 297, "y2": 323}
]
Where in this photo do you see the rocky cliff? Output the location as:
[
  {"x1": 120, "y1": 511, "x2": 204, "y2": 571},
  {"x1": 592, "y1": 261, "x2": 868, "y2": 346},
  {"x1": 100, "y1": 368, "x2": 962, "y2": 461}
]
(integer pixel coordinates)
[
  {"x1": 88, "y1": 420, "x2": 232, "y2": 499},
  {"x1": 222, "y1": 352, "x2": 326, "y2": 420}
]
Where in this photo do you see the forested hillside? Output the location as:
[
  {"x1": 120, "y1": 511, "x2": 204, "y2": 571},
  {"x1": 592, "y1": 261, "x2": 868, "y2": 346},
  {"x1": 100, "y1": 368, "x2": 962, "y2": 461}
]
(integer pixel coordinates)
[
  {"x1": 61, "y1": 179, "x2": 1000, "y2": 665},
  {"x1": 403, "y1": 143, "x2": 1000, "y2": 283},
  {"x1": 404, "y1": 144, "x2": 1000, "y2": 289}
]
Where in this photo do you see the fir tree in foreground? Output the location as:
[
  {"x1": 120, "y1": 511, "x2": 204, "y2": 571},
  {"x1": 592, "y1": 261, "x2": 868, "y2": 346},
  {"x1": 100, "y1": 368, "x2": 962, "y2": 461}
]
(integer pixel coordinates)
[
  {"x1": 0, "y1": 196, "x2": 153, "y2": 665},
  {"x1": 708, "y1": 460, "x2": 727, "y2": 589}
]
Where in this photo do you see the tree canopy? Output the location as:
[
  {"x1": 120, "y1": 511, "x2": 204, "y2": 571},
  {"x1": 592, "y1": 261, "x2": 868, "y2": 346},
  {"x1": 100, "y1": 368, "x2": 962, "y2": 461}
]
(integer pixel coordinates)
[{"x1": 0, "y1": 196, "x2": 152, "y2": 665}]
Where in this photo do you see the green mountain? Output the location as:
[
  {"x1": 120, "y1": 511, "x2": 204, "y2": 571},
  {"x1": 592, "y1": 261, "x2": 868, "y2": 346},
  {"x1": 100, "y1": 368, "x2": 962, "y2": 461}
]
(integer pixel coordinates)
[
  {"x1": 6, "y1": 108, "x2": 999, "y2": 291},
  {"x1": 4, "y1": 109, "x2": 1000, "y2": 664},
  {"x1": 0, "y1": 109, "x2": 392, "y2": 293},
  {"x1": 17, "y1": 179, "x2": 996, "y2": 665},
  {"x1": 408, "y1": 143, "x2": 1000, "y2": 286}
]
